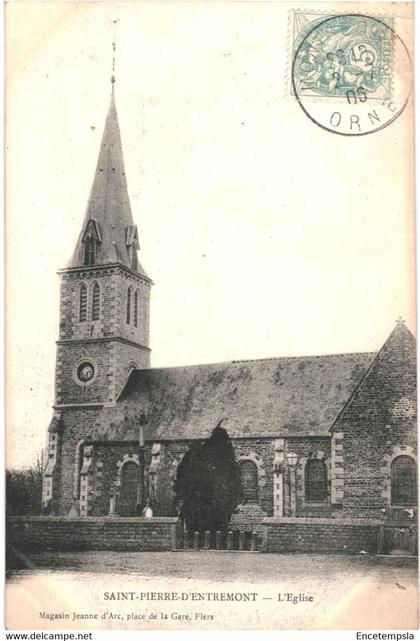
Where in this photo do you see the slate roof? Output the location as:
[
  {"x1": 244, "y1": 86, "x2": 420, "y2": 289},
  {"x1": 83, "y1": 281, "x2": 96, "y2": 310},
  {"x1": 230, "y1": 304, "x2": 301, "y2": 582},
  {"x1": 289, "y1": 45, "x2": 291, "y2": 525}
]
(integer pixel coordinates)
[
  {"x1": 99, "y1": 351, "x2": 376, "y2": 442},
  {"x1": 68, "y1": 95, "x2": 148, "y2": 277}
]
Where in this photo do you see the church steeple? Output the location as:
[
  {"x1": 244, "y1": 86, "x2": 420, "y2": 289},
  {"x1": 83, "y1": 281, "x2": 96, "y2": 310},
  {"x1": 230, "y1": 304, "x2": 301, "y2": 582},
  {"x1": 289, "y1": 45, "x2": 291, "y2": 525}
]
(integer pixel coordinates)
[
  {"x1": 69, "y1": 95, "x2": 147, "y2": 277},
  {"x1": 54, "y1": 91, "x2": 152, "y2": 408}
]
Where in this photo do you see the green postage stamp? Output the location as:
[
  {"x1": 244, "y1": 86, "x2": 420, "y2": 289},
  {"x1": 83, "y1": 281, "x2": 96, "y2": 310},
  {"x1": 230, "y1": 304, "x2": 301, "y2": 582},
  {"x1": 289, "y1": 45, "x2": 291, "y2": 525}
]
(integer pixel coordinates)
[
  {"x1": 289, "y1": 11, "x2": 411, "y2": 135},
  {"x1": 290, "y1": 11, "x2": 394, "y2": 101}
]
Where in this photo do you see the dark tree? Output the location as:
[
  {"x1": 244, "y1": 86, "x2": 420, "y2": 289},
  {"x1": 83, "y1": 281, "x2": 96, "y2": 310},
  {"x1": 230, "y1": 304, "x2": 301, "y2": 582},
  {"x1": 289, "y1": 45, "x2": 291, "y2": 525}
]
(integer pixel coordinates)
[
  {"x1": 6, "y1": 461, "x2": 43, "y2": 516},
  {"x1": 174, "y1": 422, "x2": 242, "y2": 533}
]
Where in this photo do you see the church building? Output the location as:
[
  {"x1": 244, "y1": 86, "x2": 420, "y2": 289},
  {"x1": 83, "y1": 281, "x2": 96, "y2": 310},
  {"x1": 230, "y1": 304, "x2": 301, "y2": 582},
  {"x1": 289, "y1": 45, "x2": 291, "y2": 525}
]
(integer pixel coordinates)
[{"x1": 42, "y1": 93, "x2": 417, "y2": 532}]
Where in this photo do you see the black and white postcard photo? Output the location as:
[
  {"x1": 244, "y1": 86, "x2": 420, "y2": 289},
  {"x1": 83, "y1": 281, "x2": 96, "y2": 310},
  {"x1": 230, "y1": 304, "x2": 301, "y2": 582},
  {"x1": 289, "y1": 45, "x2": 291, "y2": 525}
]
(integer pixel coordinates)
[{"x1": 5, "y1": 0, "x2": 417, "y2": 632}]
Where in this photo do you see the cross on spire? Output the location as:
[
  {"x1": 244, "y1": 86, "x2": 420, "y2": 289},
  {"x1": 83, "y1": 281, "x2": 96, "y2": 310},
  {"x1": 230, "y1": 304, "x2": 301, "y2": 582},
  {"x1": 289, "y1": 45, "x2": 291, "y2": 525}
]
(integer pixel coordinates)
[
  {"x1": 111, "y1": 41, "x2": 116, "y2": 92},
  {"x1": 110, "y1": 19, "x2": 119, "y2": 94}
]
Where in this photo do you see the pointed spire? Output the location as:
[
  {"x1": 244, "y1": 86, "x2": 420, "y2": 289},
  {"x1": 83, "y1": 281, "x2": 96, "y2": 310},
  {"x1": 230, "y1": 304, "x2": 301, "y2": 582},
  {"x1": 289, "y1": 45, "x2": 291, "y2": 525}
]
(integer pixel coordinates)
[{"x1": 69, "y1": 94, "x2": 147, "y2": 276}]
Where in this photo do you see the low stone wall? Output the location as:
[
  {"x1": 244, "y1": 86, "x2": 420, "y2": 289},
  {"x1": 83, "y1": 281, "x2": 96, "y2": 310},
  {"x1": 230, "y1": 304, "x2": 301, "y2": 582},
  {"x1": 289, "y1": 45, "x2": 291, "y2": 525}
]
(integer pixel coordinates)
[
  {"x1": 262, "y1": 517, "x2": 382, "y2": 554},
  {"x1": 7, "y1": 516, "x2": 181, "y2": 553},
  {"x1": 229, "y1": 504, "x2": 267, "y2": 533}
]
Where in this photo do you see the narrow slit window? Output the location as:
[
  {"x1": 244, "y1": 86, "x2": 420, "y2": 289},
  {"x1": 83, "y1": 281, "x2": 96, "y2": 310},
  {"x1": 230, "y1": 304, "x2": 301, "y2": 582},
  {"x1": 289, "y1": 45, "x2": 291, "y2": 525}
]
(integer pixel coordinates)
[
  {"x1": 92, "y1": 283, "x2": 100, "y2": 321},
  {"x1": 79, "y1": 285, "x2": 87, "y2": 322}
]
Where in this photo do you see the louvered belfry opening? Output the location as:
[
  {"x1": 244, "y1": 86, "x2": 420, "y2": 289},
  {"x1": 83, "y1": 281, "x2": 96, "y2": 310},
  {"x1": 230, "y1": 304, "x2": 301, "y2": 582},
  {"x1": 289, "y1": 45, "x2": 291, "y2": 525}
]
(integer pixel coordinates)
[
  {"x1": 83, "y1": 236, "x2": 97, "y2": 266},
  {"x1": 92, "y1": 283, "x2": 100, "y2": 321},
  {"x1": 79, "y1": 284, "x2": 87, "y2": 322}
]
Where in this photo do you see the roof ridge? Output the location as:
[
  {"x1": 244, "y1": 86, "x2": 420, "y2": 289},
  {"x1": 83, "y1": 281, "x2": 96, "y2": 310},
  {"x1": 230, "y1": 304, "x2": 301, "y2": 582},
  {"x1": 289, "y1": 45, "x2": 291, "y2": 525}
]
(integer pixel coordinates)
[
  {"x1": 231, "y1": 350, "x2": 376, "y2": 364},
  {"x1": 131, "y1": 350, "x2": 376, "y2": 373}
]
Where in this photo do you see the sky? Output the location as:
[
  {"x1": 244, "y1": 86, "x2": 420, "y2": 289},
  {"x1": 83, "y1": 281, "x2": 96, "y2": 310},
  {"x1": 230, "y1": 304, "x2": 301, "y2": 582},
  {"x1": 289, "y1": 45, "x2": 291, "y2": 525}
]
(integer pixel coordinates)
[{"x1": 5, "y1": 1, "x2": 415, "y2": 469}]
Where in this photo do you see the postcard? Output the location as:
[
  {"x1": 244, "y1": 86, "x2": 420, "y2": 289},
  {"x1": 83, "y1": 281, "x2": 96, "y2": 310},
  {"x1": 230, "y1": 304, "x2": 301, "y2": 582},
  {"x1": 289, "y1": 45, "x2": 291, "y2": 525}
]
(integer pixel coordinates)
[{"x1": 5, "y1": 0, "x2": 417, "y2": 632}]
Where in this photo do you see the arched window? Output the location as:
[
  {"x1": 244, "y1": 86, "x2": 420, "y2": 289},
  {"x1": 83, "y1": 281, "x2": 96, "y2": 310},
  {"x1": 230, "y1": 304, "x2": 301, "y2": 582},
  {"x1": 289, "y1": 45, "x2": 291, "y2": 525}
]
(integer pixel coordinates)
[
  {"x1": 240, "y1": 460, "x2": 258, "y2": 503},
  {"x1": 92, "y1": 283, "x2": 100, "y2": 321},
  {"x1": 118, "y1": 461, "x2": 138, "y2": 516},
  {"x1": 79, "y1": 284, "x2": 87, "y2": 322},
  {"x1": 391, "y1": 456, "x2": 417, "y2": 506},
  {"x1": 84, "y1": 236, "x2": 96, "y2": 266},
  {"x1": 126, "y1": 288, "x2": 131, "y2": 324},
  {"x1": 305, "y1": 459, "x2": 328, "y2": 502},
  {"x1": 134, "y1": 290, "x2": 139, "y2": 327}
]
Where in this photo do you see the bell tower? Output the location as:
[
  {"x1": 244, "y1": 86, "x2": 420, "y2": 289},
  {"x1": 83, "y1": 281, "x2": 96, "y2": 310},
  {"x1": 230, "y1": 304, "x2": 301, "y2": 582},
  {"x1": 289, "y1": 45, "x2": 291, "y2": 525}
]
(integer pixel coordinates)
[{"x1": 54, "y1": 93, "x2": 152, "y2": 408}]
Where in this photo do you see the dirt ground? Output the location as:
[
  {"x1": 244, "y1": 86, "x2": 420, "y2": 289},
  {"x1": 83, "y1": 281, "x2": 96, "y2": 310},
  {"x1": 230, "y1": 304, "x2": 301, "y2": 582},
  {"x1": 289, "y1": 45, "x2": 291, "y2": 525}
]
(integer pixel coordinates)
[
  {"x1": 8, "y1": 548, "x2": 418, "y2": 582},
  {"x1": 5, "y1": 551, "x2": 418, "y2": 630}
]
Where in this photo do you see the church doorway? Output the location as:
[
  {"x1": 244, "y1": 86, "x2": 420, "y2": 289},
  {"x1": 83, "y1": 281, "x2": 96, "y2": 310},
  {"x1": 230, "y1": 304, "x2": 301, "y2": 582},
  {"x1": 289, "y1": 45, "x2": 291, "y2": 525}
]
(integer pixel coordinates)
[{"x1": 118, "y1": 461, "x2": 139, "y2": 516}]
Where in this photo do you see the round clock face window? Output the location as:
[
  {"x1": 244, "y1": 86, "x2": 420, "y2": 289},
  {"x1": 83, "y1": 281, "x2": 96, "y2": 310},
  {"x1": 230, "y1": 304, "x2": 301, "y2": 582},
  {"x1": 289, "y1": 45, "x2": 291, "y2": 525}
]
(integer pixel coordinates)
[{"x1": 76, "y1": 361, "x2": 95, "y2": 383}]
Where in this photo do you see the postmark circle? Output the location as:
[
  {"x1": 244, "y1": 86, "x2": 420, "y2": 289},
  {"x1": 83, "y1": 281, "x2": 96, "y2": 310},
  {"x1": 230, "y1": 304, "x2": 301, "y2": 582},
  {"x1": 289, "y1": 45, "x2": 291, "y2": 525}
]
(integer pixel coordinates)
[{"x1": 291, "y1": 14, "x2": 411, "y2": 136}]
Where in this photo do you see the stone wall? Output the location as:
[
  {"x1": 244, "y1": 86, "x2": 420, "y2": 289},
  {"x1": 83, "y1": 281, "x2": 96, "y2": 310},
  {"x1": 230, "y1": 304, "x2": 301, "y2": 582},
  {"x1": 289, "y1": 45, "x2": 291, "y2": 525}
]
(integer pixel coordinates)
[
  {"x1": 7, "y1": 517, "x2": 180, "y2": 552},
  {"x1": 262, "y1": 517, "x2": 381, "y2": 554},
  {"x1": 332, "y1": 324, "x2": 417, "y2": 519}
]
